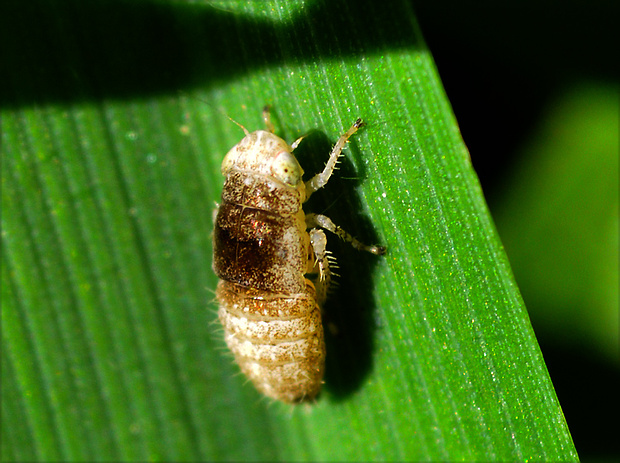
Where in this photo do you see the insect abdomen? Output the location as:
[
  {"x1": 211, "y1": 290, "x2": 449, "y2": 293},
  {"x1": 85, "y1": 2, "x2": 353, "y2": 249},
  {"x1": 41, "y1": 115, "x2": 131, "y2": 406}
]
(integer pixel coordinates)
[{"x1": 216, "y1": 281, "x2": 325, "y2": 403}]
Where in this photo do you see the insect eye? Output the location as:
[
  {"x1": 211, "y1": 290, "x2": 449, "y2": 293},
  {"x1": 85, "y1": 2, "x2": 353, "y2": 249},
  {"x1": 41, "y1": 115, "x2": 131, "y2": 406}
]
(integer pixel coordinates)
[{"x1": 271, "y1": 151, "x2": 302, "y2": 186}]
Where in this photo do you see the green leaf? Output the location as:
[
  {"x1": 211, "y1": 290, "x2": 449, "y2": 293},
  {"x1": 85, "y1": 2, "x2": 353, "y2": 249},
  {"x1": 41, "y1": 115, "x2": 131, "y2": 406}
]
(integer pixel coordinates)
[{"x1": 2, "y1": 0, "x2": 577, "y2": 460}]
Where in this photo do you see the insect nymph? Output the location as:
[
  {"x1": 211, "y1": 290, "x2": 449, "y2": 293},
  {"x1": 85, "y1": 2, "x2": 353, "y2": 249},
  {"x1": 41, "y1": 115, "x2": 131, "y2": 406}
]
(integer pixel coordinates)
[{"x1": 213, "y1": 109, "x2": 385, "y2": 403}]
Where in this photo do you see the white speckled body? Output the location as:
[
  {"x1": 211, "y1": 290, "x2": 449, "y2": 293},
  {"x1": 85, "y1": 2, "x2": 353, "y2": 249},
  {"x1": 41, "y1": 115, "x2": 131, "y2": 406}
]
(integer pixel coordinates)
[{"x1": 213, "y1": 114, "x2": 383, "y2": 403}]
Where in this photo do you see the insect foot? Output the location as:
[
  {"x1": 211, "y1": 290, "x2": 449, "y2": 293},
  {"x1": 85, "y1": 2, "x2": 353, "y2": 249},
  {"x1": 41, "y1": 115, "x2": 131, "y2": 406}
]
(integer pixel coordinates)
[{"x1": 212, "y1": 111, "x2": 384, "y2": 403}]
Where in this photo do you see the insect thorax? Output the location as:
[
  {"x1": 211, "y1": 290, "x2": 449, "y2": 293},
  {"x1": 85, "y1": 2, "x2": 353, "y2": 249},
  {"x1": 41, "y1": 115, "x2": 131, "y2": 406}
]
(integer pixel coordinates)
[{"x1": 213, "y1": 170, "x2": 310, "y2": 294}]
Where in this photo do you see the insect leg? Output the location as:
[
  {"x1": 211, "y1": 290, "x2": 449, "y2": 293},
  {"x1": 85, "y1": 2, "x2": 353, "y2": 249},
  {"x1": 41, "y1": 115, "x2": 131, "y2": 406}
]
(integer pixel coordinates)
[
  {"x1": 212, "y1": 203, "x2": 219, "y2": 224},
  {"x1": 308, "y1": 228, "x2": 332, "y2": 305},
  {"x1": 306, "y1": 213, "x2": 386, "y2": 256},
  {"x1": 304, "y1": 118, "x2": 365, "y2": 199},
  {"x1": 262, "y1": 105, "x2": 276, "y2": 133}
]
